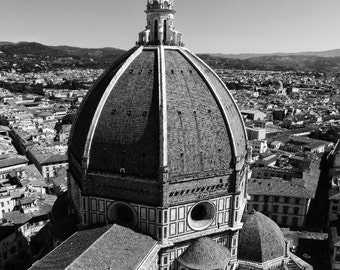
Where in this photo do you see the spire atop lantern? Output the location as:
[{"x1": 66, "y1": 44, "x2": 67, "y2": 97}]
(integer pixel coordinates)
[{"x1": 138, "y1": 0, "x2": 183, "y2": 46}]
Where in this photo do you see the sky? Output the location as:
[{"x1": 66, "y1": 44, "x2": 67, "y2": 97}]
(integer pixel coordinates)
[{"x1": 0, "y1": 0, "x2": 339, "y2": 54}]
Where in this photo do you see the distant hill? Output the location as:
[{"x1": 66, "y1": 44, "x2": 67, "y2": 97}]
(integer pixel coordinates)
[
  {"x1": 0, "y1": 42, "x2": 66, "y2": 56},
  {"x1": 198, "y1": 54, "x2": 340, "y2": 74},
  {"x1": 0, "y1": 41, "x2": 14, "y2": 46},
  {"x1": 208, "y1": 49, "x2": 340, "y2": 60},
  {"x1": 1, "y1": 41, "x2": 340, "y2": 73},
  {"x1": 0, "y1": 41, "x2": 125, "y2": 59},
  {"x1": 0, "y1": 41, "x2": 127, "y2": 71}
]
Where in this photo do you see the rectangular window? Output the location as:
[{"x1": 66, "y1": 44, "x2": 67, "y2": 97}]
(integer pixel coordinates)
[
  {"x1": 164, "y1": 210, "x2": 168, "y2": 223},
  {"x1": 149, "y1": 208, "x2": 156, "y2": 222},
  {"x1": 82, "y1": 198, "x2": 87, "y2": 211},
  {"x1": 170, "y1": 208, "x2": 177, "y2": 222},
  {"x1": 158, "y1": 210, "x2": 162, "y2": 223},
  {"x1": 91, "y1": 199, "x2": 97, "y2": 211},
  {"x1": 226, "y1": 198, "x2": 231, "y2": 209},
  {"x1": 178, "y1": 207, "x2": 185, "y2": 220},
  {"x1": 170, "y1": 251, "x2": 176, "y2": 261},
  {"x1": 225, "y1": 211, "x2": 230, "y2": 223},
  {"x1": 98, "y1": 200, "x2": 105, "y2": 213},
  {"x1": 140, "y1": 207, "x2": 147, "y2": 220},
  {"x1": 235, "y1": 197, "x2": 239, "y2": 208}
]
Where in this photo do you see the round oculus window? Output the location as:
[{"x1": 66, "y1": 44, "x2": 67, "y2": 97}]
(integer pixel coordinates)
[
  {"x1": 187, "y1": 201, "x2": 216, "y2": 231},
  {"x1": 107, "y1": 201, "x2": 138, "y2": 228}
]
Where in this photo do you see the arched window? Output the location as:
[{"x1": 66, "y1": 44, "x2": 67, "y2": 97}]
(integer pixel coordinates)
[
  {"x1": 163, "y1": 20, "x2": 167, "y2": 44},
  {"x1": 154, "y1": 19, "x2": 159, "y2": 43}
]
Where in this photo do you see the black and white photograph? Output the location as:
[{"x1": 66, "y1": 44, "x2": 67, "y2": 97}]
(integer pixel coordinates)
[{"x1": 0, "y1": 0, "x2": 339, "y2": 269}]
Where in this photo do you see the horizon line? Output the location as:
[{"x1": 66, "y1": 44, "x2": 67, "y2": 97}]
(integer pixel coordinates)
[{"x1": 1, "y1": 40, "x2": 340, "y2": 56}]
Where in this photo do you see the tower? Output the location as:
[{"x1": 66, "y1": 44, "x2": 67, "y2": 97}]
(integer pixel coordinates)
[{"x1": 67, "y1": 1, "x2": 249, "y2": 269}]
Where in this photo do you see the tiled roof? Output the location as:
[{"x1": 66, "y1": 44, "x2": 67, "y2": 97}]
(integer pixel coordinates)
[
  {"x1": 69, "y1": 48, "x2": 138, "y2": 163},
  {"x1": 30, "y1": 224, "x2": 159, "y2": 270},
  {"x1": 29, "y1": 149, "x2": 67, "y2": 165},
  {"x1": 248, "y1": 158, "x2": 320, "y2": 199},
  {"x1": 69, "y1": 225, "x2": 159, "y2": 270},
  {"x1": 0, "y1": 156, "x2": 28, "y2": 169},
  {"x1": 238, "y1": 211, "x2": 285, "y2": 263},
  {"x1": 43, "y1": 154, "x2": 67, "y2": 165},
  {"x1": 3, "y1": 211, "x2": 33, "y2": 225},
  {"x1": 3, "y1": 203, "x2": 52, "y2": 225},
  {"x1": 177, "y1": 237, "x2": 231, "y2": 269},
  {"x1": 19, "y1": 196, "x2": 36, "y2": 205},
  {"x1": 30, "y1": 226, "x2": 111, "y2": 270},
  {"x1": 69, "y1": 47, "x2": 246, "y2": 199},
  {"x1": 248, "y1": 178, "x2": 312, "y2": 198}
]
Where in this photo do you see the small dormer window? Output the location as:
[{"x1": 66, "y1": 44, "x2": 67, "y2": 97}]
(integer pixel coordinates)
[{"x1": 120, "y1": 168, "x2": 126, "y2": 178}]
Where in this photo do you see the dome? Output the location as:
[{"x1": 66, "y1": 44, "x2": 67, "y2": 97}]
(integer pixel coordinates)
[
  {"x1": 177, "y1": 237, "x2": 231, "y2": 270},
  {"x1": 68, "y1": 46, "x2": 247, "y2": 205},
  {"x1": 238, "y1": 211, "x2": 286, "y2": 263},
  {"x1": 68, "y1": 0, "x2": 247, "y2": 207},
  {"x1": 69, "y1": 46, "x2": 247, "y2": 205}
]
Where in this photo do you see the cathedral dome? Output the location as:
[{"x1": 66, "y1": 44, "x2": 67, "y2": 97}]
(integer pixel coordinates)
[
  {"x1": 68, "y1": 0, "x2": 247, "y2": 207},
  {"x1": 68, "y1": 46, "x2": 247, "y2": 204},
  {"x1": 238, "y1": 211, "x2": 286, "y2": 263}
]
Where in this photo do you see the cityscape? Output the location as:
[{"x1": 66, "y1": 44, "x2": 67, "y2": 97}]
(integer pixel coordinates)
[{"x1": 0, "y1": 0, "x2": 340, "y2": 270}]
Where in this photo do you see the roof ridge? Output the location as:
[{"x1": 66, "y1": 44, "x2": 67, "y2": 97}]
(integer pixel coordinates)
[{"x1": 253, "y1": 213, "x2": 264, "y2": 263}]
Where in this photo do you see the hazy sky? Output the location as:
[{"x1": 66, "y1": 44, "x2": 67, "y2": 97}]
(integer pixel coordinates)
[{"x1": 0, "y1": 0, "x2": 339, "y2": 54}]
